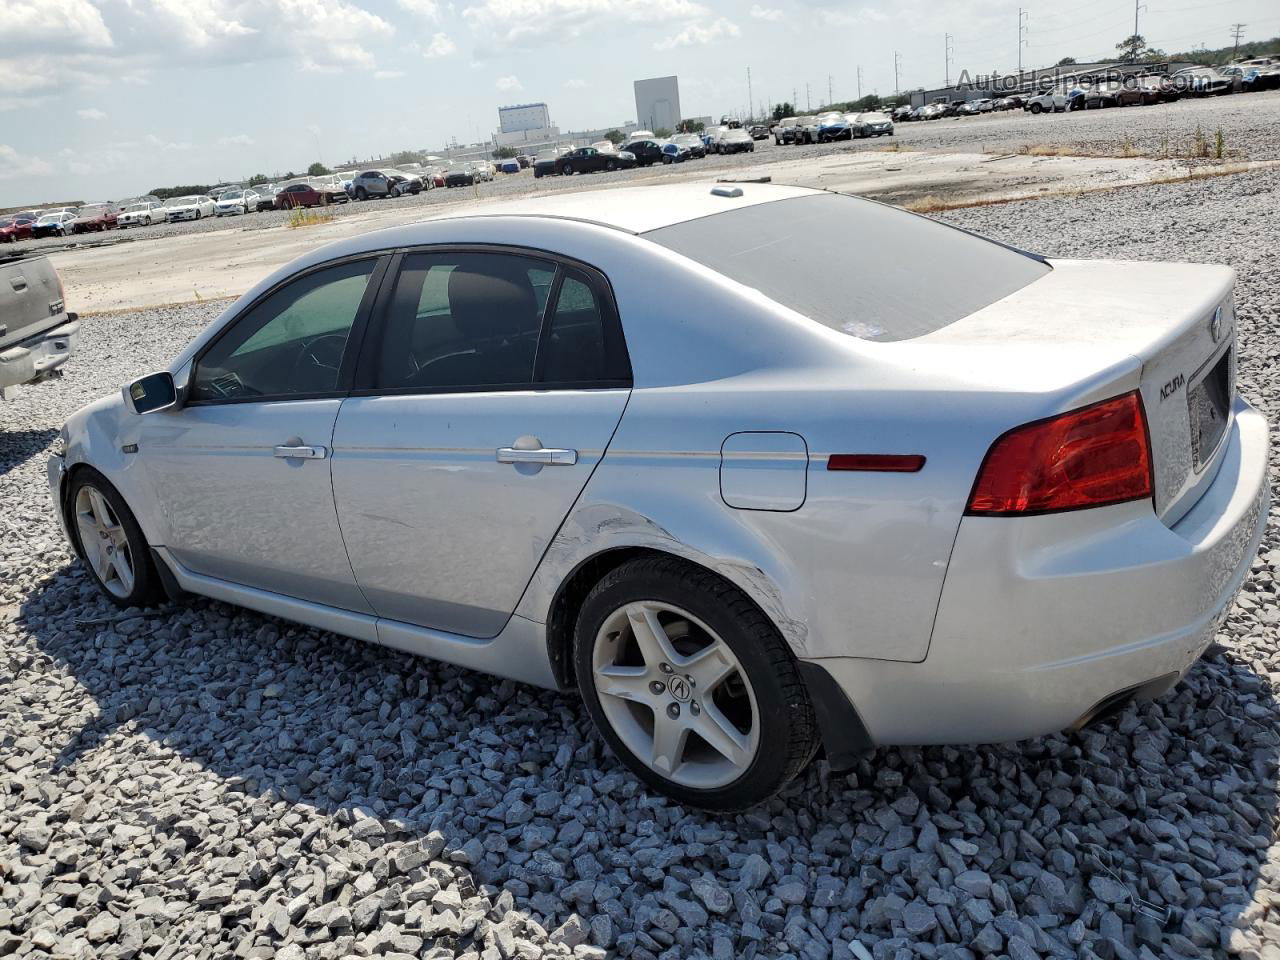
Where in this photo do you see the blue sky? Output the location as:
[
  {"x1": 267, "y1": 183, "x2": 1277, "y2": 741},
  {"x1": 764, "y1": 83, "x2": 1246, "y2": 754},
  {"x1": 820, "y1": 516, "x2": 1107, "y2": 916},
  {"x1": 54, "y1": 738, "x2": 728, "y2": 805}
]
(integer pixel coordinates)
[{"x1": 2, "y1": 0, "x2": 1277, "y2": 205}]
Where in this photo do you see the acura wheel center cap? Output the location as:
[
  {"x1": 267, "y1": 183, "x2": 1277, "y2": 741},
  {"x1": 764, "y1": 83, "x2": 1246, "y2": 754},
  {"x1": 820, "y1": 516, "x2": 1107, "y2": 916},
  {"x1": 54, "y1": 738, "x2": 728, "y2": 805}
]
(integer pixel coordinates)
[{"x1": 666, "y1": 676, "x2": 692, "y2": 702}]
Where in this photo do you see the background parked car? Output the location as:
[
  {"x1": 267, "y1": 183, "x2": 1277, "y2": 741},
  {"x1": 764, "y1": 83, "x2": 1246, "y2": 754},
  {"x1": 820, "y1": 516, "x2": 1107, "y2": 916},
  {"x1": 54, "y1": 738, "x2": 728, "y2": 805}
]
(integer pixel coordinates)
[
  {"x1": 620, "y1": 139, "x2": 665, "y2": 166},
  {"x1": 660, "y1": 141, "x2": 690, "y2": 164},
  {"x1": 748, "y1": 124, "x2": 770, "y2": 140},
  {"x1": 214, "y1": 189, "x2": 253, "y2": 216},
  {"x1": 444, "y1": 162, "x2": 480, "y2": 187},
  {"x1": 30, "y1": 212, "x2": 76, "y2": 237},
  {"x1": 1172, "y1": 67, "x2": 1238, "y2": 96},
  {"x1": 117, "y1": 202, "x2": 162, "y2": 228},
  {"x1": 251, "y1": 186, "x2": 277, "y2": 211},
  {"x1": 275, "y1": 182, "x2": 345, "y2": 208},
  {"x1": 556, "y1": 146, "x2": 629, "y2": 175},
  {"x1": 0, "y1": 214, "x2": 36, "y2": 243},
  {"x1": 532, "y1": 149, "x2": 566, "y2": 179},
  {"x1": 1025, "y1": 90, "x2": 1069, "y2": 113},
  {"x1": 856, "y1": 111, "x2": 895, "y2": 136},
  {"x1": 773, "y1": 117, "x2": 799, "y2": 143},
  {"x1": 71, "y1": 203, "x2": 118, "y2": 233},
  {"x1": 716, "y1": 128, "x2": 756, "y2": 153},
  {"x1": 164, "y1": 195, "x2": 216, "y2": 221},
  {"x1": 672, "y1": 133, "x2": 706, "y2": 158},
  {"x1": 348, "y1": 170, "x2": 401, "y2": 200}
]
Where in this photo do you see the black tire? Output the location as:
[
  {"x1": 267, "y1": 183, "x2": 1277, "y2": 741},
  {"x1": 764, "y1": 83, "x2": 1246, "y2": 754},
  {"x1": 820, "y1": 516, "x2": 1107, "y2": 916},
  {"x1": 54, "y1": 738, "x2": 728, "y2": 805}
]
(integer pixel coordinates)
[
  {"x1": 66, "y1": 468, "x2": 164, "y2": 609},
  {"x1": 355, "y1": 187, "x2": 367, "y2": 201},
  {"x1": 1030, "y1": 102, "x2": 1043, "y2": 114},
  {"x1": 574, "y1": 555, "x2": 818, "y2": 812},
  {"x1": 605, "y1": 160, "x2": 617, "y2": 171}
]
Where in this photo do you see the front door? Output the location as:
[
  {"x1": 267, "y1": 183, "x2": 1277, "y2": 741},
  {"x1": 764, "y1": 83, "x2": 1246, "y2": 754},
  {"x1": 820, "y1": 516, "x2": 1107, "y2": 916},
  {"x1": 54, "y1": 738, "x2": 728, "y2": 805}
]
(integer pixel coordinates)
[
  {"x1": 332, "y1": 249, "x2": 632, "y2": 637},
  {"x1": 141, "y1": 256, "x2": 385, "y2": 611}
]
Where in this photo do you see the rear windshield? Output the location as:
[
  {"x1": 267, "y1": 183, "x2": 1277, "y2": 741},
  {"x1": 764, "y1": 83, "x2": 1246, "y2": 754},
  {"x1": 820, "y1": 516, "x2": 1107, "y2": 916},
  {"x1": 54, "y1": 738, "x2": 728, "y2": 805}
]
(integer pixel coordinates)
[{"x1": 647, "y1": 193, "x2": 1050, "y2": 341}]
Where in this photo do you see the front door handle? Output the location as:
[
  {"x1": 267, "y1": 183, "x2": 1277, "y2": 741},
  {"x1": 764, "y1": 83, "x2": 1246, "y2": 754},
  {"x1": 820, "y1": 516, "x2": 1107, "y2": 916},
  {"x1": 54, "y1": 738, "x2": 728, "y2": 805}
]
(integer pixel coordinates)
[
  {"x1": 274, "y1": 444, "x2": 327, "y2": 460},
  {"x1": 497, "y1": 447, "x2": 577, "y2": 466}
]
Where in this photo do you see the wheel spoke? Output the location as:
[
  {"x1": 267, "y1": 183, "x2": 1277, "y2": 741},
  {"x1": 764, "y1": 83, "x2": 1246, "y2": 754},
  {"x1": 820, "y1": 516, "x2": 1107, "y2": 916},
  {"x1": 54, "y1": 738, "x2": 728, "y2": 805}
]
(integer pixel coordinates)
[
  {"x1": 595, "y1": 665, "x2": 651, "y2": 703},
  {"x1": 88, "y1": 488, "x2": 112, "y2": 527},
  {"x1": 680, "y1": 641, "x2": 737, "y2": 694},
  {"x1": 691, "y1": 701, "x2": 753, "y2": 769},
  {"x1": 650, "y1": 712, "x2": 689, "y2": 776},
  {"x1": 627, "y1": 606, "x2": 680, "y2": 669},
  {"x1": 112, "y1": 547, "x2": 135, "y2": 594}
]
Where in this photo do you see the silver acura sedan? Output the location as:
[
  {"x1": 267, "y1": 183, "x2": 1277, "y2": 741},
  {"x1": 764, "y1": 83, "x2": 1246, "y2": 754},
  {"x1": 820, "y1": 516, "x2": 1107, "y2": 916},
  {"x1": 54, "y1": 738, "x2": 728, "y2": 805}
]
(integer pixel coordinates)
[{"x1": 48, "y1": 183, "x2": 1269, "y2": 810}]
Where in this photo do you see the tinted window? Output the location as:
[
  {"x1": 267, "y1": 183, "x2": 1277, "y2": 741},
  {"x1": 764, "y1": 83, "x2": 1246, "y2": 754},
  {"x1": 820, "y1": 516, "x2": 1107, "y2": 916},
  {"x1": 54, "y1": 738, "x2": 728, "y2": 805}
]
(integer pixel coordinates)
[
  {"x1": 538, "y1": 270, "x2": 624, "y2": 384},
  {"x1": 191, "y1": 259, "x2": 377, "y2": 401},
  {"x1": 648, "y1": 194, "x2": 1050, "y2": 342},
  {"x1": 373, "y1": 252, "x2": 555, "y2": 391}
]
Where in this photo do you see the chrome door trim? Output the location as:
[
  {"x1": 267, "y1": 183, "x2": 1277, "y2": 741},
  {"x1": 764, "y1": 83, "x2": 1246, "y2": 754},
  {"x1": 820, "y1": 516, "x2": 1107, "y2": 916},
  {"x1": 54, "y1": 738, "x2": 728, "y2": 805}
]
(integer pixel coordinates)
[
  {"x1": 496, "y1": 446, "x2": 578, "y2": 465},
  {"x1": 273, "y1": 444, "x2": 328, "y2": 460}
]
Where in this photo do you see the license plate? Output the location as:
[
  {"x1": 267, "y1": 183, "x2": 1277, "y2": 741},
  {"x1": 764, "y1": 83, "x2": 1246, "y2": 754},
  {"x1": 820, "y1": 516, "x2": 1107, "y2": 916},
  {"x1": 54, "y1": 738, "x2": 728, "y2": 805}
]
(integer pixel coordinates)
[{"x1": 1188, "y1": 349, "x2": 1231, "y2": 468}]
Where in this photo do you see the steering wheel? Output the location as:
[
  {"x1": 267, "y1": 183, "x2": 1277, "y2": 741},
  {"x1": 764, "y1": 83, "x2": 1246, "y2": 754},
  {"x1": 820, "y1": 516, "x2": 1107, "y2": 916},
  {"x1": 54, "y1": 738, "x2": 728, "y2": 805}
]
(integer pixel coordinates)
[{"x1": 291, "y1": 334, "x2": 347, "y2": 391}]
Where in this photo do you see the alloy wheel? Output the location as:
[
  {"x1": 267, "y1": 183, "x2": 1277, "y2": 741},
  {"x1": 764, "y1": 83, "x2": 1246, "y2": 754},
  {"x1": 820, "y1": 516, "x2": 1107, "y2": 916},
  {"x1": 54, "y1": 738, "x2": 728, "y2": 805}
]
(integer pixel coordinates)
[
  {"x1": 591, "y1": 601, "x2": 760, "y2": 789},
  {"x1": 74, "y1": 485, "x2": 136, "y2": 599}
]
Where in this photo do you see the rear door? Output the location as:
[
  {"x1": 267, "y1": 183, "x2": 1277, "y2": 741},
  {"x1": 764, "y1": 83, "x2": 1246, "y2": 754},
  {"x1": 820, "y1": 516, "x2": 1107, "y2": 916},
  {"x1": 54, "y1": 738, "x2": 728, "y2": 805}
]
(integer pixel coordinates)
[{"x1": 331, "y1": 248, "x2": 632, "y2": 638}]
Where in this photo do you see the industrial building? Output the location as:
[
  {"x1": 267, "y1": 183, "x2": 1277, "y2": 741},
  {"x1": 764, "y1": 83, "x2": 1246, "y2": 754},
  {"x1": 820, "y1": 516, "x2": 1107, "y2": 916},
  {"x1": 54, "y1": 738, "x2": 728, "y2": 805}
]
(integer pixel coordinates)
[
  {"x1": 634, "y1": 76, "x2": 682, "y2": 132},
  {"x1": 498, "y1": 103, "x2": 551, "y2": 134}
]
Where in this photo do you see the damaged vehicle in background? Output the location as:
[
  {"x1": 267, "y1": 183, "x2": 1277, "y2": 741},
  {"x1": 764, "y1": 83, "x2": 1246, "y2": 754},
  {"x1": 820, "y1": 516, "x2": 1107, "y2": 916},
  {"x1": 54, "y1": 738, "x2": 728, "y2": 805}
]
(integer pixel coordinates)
[
  {"x1": 47, "y1": 182, "x2": 1268, "y2": 812},
  {"x1": 164, "y1": 195, "x2": 216, "y2": 222},
  {"x1": 1, "y1": 254, "x2": 76, "y2": 398},
  {"x1": 71, "y1": 203, "x2": 119, "y2": 233},
  {"x1": 117, "y1": 201, "x2": 164, "y2": 228},
  {"x1": 30, "y1": 212, "x2": 77, "y2": 238}
]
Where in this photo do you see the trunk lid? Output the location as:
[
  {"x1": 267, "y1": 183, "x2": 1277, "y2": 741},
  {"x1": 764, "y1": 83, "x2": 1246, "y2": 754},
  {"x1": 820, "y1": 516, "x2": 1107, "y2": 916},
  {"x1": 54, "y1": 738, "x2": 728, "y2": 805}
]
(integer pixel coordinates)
[{"x1": 912, "y1": 258, "x2": 1236, "y2": 525}]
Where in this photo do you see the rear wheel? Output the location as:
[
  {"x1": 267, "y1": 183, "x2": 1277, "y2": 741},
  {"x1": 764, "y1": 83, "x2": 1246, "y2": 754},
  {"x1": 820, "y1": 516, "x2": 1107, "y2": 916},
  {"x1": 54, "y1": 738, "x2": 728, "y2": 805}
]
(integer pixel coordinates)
[
  {"x1": 355, "y1": 187, "x2": 367, "y2": 201},
  {"x1": 575, "y1": 556, "x2": 817, "y2": 811},
  {"x1": 69, "y1": 470, "x2": 163, "y2": 608}
]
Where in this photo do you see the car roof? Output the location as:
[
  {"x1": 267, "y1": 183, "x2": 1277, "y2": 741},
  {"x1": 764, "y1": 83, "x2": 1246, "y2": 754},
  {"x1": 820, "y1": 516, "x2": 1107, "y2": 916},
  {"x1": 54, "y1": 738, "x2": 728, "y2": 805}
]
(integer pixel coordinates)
[{"x1": 426, "y1": 182, "x2": 822, "y2": 234}]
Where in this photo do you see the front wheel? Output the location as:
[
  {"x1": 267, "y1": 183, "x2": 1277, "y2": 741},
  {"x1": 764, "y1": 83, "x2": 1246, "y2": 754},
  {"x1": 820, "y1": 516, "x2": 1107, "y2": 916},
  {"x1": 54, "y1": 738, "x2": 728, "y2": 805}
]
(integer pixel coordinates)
[
  {"x1": 1030, "y1": 102, "x2": 1043, "y2": 114},
  {"x1": 355, "y1": 187, "x2": 367, "y2": 201},
  {"x1": 69, "y1": 470, "x2": 164, "y2": 608},
  {"x1": 575, "y1": 556, "x2": 817, "y2": 811}
]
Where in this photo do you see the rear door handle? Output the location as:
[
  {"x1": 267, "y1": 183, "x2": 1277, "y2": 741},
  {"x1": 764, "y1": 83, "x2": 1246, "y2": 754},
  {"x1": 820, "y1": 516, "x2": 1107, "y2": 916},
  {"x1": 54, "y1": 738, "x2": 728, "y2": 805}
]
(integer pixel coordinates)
[
  {"x1": 274, "y1": 444, "x2": 327, "y2": 460},
  {"x1": 497, "y1": 447, "x2": 577, "y2": 466}
]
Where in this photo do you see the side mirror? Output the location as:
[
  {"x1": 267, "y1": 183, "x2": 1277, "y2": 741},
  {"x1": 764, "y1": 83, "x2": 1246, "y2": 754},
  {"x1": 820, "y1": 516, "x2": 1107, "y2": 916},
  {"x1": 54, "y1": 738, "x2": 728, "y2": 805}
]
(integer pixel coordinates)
[{"x1": 123, "y1": 371, "x2": 179, "y2": 415}]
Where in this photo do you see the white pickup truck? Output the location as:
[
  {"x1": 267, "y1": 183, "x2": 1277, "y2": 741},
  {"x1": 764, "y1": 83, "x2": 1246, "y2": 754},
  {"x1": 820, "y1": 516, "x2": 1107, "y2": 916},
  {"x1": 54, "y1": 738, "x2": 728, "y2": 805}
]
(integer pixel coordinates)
[{"x1": 0, "y1": 253, "x2": 77, "y2": 398}]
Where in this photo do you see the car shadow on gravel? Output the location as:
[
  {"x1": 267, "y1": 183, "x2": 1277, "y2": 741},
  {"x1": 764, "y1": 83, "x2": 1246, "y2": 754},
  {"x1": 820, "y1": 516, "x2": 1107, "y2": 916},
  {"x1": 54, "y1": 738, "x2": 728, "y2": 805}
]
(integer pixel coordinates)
[
  {"x1": 0, "y1": 427, "x2": 57, "y2": 478},
  {"x1": 19, "y1": 560, "x2": 1280, "y2": 956}
]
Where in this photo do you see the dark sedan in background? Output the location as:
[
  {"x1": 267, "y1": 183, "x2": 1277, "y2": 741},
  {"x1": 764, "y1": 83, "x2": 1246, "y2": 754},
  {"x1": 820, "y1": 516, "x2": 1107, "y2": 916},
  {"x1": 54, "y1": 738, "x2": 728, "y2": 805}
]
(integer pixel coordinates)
[
  {"x1": 71, "y1": 203, "x2": 118, "y2": 233},
  {"x1": 0, "y1": 215, "x2": 36, "y2": 243},
  {"x1": 554, "y1": 146, "x2": 633, "y2": 175},
  {"x1": 275, "y1": 183, "x2": 348, "y2": 208}
]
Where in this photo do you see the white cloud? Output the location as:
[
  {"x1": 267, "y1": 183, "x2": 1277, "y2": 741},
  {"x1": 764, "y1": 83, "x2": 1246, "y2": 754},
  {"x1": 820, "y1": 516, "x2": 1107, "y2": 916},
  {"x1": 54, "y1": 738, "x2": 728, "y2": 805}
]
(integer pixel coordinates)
[
  {"x1": 464, "y1": 0, "x2": 707, "y2": 48},
  {"x1": 77, "y1": 107, "x2": 108, "y2": 120},
  {"x1": 819, "y1": 6, "x2": 887, "y2": 26},
  {"x1": 495, "y1": 74, "x2": 522, "y2": 91},
  {"x1": 422, "y1": 32, "x2": 457, "y2": 57},
  {"x1": 217, "y1": 134, "x2": 254, "y2": 146},
  {"x1": 0, "y1": 0, "x2": 113, "y2": 53},
  {"x1": 749, "y1": 5, "x2": 783, "y2": 20},
  {"x1": 145, "y1": 134, "x2": 192, "y2": 151},
  {"x1": 374, "y1": 69, "x2": 406, "y2": 78},
  {"x1": 0, "y1": 144, "x2": 54, "y2": 180},
  {"x1": 655, "y1": 16, "x2": 739, "y2": 50},
  {"x1": 397, "y1": 0, "x2": 439, "y2": 17},
  {"x1": 564, "y1": 78, "x2": 587, "y2": 88}
]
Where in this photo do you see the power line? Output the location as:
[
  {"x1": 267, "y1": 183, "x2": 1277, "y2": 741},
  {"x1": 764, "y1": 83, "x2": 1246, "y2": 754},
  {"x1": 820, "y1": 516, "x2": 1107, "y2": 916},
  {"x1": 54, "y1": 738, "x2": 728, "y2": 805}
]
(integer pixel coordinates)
[{"x1": 1230, "y1": 23, "x2": 1247, "y2": 59}]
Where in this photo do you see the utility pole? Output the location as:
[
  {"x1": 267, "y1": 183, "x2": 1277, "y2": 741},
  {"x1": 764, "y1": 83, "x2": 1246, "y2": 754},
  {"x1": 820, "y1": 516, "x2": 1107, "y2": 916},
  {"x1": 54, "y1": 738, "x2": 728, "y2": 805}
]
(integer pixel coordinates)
[
  {"x1": 747, "y1": 67, "x2": 754, "y2": 122},
  {"x1": 1018, "y1": 8, "x2": 1029, "y2": 74},
  {"x1": 1134, "y1": 0, "x2": 1139, "y2": 43},
  {"x1": 945, "y1": 33, "x2": 954, "y2": 87},
  {"x1": 793, "y1": 88, "x2": 798, "y2": 112},
  {"x1": 806, "y1": 82, "x2": 811, "y2": 110},
  {"x1": 894, "y1": 51, "x2": 901, "y2": 94},
  {"x1": 1230, "y1": 23, "x2": 1247, "y2": 59},
  {"x1": 828, "y1": 75, "x2": 833, "y2": 106}
]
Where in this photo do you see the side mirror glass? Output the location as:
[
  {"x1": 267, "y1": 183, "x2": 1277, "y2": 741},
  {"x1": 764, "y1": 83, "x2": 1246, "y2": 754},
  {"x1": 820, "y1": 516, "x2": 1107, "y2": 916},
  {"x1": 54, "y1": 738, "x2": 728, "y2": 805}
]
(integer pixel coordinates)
[{"x1": 124, "y1": 371, "x2": 179, "y2": 415}]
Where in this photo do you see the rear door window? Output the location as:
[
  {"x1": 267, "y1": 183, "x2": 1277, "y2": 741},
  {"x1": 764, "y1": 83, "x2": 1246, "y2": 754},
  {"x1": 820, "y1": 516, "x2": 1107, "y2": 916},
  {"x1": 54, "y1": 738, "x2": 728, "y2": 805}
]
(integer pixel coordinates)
[{"x1": 647, "y1": 193, "x2": 1050, "y2": 342}]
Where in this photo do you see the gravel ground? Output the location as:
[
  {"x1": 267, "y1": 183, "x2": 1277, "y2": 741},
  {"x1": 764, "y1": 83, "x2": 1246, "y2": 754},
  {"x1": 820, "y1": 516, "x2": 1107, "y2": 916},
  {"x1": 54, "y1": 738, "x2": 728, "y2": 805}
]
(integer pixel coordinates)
[
  {"x1": 2, "y1": 168, "x2": 1280, "y2": 960},
  {"x1": 7, "y1": 90, "x2": 1280, "y2": 262}
]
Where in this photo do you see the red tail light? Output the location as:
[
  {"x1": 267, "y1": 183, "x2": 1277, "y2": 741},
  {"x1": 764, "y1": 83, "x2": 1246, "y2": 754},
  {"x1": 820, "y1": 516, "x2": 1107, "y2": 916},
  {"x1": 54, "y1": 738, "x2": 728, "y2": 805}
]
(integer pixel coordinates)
[{"x1": 966, "y1": 391, "x2": 1153, "y2": 516}]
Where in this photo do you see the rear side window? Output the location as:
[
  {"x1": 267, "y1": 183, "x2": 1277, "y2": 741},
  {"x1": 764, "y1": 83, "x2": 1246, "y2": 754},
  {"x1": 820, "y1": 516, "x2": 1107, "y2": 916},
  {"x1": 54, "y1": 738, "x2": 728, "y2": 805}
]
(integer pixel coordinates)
[
  {"x1": 537, "y1": 270, "x2": 629, "y2": 384},
  {"x1": 647, "y1": 193, "x2": 1050, "y2": 342},
  {"x1": 373, "y1": 252, "x2": 555, "y2": 390}
]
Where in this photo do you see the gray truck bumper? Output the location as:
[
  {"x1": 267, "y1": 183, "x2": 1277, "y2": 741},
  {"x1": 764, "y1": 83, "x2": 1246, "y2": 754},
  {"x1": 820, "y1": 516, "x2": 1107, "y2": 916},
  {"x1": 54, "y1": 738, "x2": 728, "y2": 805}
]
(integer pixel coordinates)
[{"x1": 0, "y1": 316, "x2": 79, "y2": 393}]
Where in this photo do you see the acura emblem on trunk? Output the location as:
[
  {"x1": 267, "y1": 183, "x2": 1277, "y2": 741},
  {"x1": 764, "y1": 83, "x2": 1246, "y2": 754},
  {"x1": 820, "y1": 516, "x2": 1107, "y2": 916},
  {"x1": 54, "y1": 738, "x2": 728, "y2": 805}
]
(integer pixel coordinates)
[{"x1": 1210, "y1": 306, "x2": 1223, "y2": 343}]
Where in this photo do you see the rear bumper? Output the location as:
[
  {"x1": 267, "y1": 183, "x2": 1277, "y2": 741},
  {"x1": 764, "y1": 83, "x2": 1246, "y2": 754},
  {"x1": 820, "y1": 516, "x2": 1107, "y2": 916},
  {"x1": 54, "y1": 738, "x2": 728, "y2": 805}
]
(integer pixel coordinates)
[
  {"x1": 0, "y1": 317, "x2": 79, "y2": 391},
  {"x1": 811, "y1": 396, "x2": 1270, "y2": 746}
]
